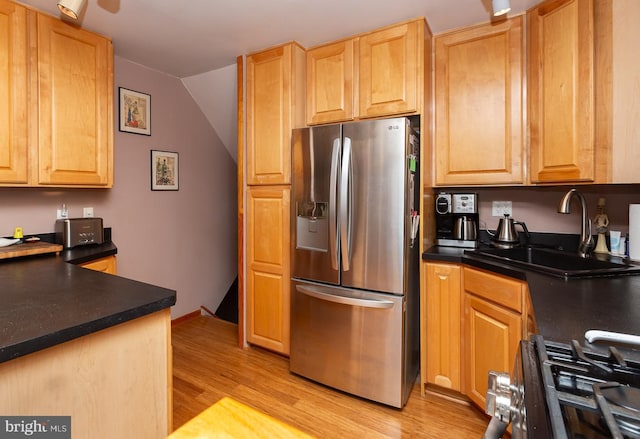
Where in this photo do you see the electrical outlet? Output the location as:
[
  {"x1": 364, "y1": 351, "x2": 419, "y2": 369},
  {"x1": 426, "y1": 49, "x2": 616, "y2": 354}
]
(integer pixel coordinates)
[
  {"x1": 56, "y1": 204, "x2": 68, "y2": 220},
  {"x1": 492, "y1": 201, "x2": 513, "y2": 217},
  {"x1": 83, "y1": 207, "x2": 94, "y2": 218}
]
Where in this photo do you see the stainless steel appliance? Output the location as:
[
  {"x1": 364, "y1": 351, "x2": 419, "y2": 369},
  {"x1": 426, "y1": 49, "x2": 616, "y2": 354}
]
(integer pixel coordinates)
[
  {"x1": 483, "y1": 333, "x2": 640, "y2": 438},
  {"x1": 290, "y1": 116, "x2": 420, "y2": 408},
  {"x1": 487, "y1": 214, "x2": 530, "y2": 248},
  {"x1": 55, "y1": 217, "x2": 104, "y2": 248},
  {"x1": 435, "y1": 192, "x2": 479, "y2": 248}
]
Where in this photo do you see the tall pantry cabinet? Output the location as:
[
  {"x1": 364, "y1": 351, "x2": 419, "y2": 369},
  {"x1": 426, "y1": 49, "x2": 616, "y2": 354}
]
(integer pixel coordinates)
[
  {"x1": 245, "y1": 43, "x2": 305, "y2": 355},
  {"x1": 0, "y1": 0, "x2": 113, "y2": 188}
]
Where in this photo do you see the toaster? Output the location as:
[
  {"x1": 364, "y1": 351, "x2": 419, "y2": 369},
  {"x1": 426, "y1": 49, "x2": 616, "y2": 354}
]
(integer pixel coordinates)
[{"x1": 55, "y1": 218, "x2": 104, "y2": 249}]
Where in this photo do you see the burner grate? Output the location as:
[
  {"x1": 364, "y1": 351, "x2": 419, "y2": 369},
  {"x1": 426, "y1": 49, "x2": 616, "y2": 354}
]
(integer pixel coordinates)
[{"x1": 533, "y1": 335, "x2": 640, "y2": 438}]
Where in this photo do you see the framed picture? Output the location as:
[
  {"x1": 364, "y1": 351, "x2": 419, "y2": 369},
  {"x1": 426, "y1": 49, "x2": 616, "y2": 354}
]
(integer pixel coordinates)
[
  {"x1": 119, "y1": 87, "x2": 151, "y2": 135},
  {"x1": 151, "y1": 150, "x2": 179, "y2": 191}
]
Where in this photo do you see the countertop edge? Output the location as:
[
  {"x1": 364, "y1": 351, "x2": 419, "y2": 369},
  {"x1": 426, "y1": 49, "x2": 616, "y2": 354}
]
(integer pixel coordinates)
[
  {"x1": 0, "y1": 296, "x2": 176, "y2": 363},
  {"x1": 62, "y1": 241, "x2": 118, "y2": 265},
  {"x1": 1, "y1": 241, "x2": 177, "y2": 364}
]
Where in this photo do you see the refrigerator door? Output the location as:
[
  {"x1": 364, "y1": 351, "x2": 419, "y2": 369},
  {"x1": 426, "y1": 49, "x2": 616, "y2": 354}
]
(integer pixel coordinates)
[
  {"x1": 341, "y1": 117, "x2": 408, "y2": 295},
  {"x1": 291, "y1": 124, "x2": 341, "y2": 285},
  {"x1": 290, "y1": 280, "x2": 406, "y2": 408}
]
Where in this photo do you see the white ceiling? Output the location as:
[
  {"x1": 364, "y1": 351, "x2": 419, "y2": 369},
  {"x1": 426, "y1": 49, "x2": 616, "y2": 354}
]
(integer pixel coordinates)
[{"x1": 17, "y1": 0, "x2": 538, "y2": 78}]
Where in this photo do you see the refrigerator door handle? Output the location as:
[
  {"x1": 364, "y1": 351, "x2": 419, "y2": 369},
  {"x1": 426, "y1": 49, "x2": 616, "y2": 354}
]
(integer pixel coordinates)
[
  {"x1": 329, "y1": 138, "x2": 341, "y2": 270},
  {"x1": 296, "y1": 285, "x2": 394, "y2": 309},
  {"x1": 340, "y1": 136, "x2": 353, "y2": 271}
]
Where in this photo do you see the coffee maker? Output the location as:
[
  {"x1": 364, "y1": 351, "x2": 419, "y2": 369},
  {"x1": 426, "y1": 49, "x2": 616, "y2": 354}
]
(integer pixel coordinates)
[{"x1": 435, "y1": 192, "x2": 479, "y2": 248}]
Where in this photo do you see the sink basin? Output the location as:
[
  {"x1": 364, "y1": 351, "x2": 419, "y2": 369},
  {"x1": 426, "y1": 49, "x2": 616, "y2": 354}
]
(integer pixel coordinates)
[{"x1": 466, "y1": 246, "x2": 640, "y2": 278}]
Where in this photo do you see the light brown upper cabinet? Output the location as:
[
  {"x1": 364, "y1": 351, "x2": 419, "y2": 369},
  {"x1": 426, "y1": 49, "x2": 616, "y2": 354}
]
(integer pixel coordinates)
[
  {"x1": 528, "y1": 0, "x2": 595, "y2": 183},
  {"x1": 434, "y1": 17, "x2": 524, "y2": 186},
  {"x1": 359, "y1": 20, "x2": 420, "y2": 119},
  {"x1": 305, "y1": 19, "x2": 425, "y2": 125},
  {"x1": 246, "y1": 42, "x2": 305, "y2": 185},
  {"x1": 306, "y1": 39, "x2": 355, "y2": 125},
  {"x1": 36, "y1": 13, "x2": 113, "y2": 187},
  {"x1": 0, "y1": 0, "x2": 28, "y2": 185},
  {"x1": 0, "y1": 1, "x2": 113, "y2": 188}
]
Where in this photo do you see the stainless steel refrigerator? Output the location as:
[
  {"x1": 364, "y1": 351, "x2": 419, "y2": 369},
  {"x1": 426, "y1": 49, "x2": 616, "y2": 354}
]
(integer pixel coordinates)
[{"x1": 290, "y1": 116, "x2": 420, "y2": 408}]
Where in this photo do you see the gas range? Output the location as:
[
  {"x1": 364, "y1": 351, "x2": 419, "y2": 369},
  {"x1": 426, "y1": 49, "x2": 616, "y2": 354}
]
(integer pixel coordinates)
[{"x1": 484, "y1": 334, "x2": 640, "y2": 438}]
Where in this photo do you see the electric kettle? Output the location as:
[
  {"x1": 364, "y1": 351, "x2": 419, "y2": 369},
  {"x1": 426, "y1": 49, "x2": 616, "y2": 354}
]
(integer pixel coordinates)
[{"x1": 488, "y1": 214, "x2": 530, "y2": 248}]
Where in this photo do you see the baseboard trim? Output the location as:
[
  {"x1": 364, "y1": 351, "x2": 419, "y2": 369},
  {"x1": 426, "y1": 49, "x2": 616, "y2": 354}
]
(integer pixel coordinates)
[
  {"x1": 171, "y1": 310, "x2": 200, "y2": 326},
  {"x1": 200, "y1": 305, "x2": 216, "y2": 317}
]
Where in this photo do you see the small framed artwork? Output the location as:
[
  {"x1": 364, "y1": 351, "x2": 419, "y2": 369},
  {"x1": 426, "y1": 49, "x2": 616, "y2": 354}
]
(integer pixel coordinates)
[
  {"x1": 119, "y1": 87, "x2": 151, "y2": 135},
  {"x1": 151, "y1": 150, "x2": 179, "y2": 191}
]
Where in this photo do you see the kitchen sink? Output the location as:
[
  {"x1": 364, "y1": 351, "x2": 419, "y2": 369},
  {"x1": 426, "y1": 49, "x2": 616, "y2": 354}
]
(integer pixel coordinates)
[{"x1": 465, "y1": 246, "x2": 640, "y2": 278}]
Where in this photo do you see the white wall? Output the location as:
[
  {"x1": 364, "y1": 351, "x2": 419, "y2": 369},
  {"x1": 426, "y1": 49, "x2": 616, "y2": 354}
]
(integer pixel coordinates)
[{"x1": 182, "y1": 64, "x2": 238, "y2": 163}]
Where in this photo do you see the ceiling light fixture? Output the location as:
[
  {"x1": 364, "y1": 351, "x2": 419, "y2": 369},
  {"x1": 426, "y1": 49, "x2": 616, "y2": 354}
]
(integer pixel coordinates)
[
  {"x1": 492, "y1": 0, "x2": 511, "y2": 16},
  {"x1": 57, "y1": 0, "x2": 86, "y2": 20}
]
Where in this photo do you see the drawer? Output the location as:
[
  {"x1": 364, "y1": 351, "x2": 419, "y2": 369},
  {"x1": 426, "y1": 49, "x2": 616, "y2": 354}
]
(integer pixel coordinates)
[
  {"x1": 80, "y1": 255, "x2": 117, "y2": 275},
  {"x1": 463, "y1": 266, "x2": 523, "y2": 312}
]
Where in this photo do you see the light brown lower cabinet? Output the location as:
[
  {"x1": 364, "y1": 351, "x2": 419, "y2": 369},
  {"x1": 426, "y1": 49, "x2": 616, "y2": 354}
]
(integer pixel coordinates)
[
  {"x1": 0, "y1": 309, "x2": 172, "y2": 438},
  {"x1": 463, "y1": 266, "x2": 528, "y2": 409},
  {"x1": 79, "y1": 255, "x2": 117, "y2": 274},
  {"x1": 423, "y1": 262, "x2": 462, "y2": 394},
  {"x1": 422, "y1": 262, "x2": 536, "y2": 409},
  {"x1": 464, "y1": 290, "x2": 522, "y2": 408}
]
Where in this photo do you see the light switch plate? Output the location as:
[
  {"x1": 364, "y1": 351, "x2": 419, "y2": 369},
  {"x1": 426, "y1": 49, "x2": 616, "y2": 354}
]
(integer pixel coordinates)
[{"x1": 83, "y1": 207, "x2": 94, "y2": 218}]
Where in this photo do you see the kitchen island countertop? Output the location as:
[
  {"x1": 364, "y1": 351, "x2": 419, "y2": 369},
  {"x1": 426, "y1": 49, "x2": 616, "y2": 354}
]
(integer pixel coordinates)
[
  {"x1": 423, "y1": 246, "x2": 640, "y2": 354},
  {"x1": 0, "y1": 245, "x2": 176, "y2": 363}
]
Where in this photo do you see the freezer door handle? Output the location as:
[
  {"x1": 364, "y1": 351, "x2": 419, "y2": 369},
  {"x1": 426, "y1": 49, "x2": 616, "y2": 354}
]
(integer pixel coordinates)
[
  {"x1": 340, "y1": 137, "x2": 353, "y2": 271},
  {"x1": 296, "y1": 285, "x2": 394, "y2": 309},
  {"x1": 329, "y1": 138, "x2": 341, "y2": 270}
]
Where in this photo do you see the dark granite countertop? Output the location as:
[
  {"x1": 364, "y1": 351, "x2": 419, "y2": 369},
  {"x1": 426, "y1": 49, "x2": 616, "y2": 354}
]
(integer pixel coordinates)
[
  {"x1": 423, "y1": 245, "x2": 640, "y2": 357},
  {"x1": 0, "y1": 243, "x2": 176, "y2": 363},
  {"x1": 61, "y1": 240, "x2": 118, "y2": 264}
]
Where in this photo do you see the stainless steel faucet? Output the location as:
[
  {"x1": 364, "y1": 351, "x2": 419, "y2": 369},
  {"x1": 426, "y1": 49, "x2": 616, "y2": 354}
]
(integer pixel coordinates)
[{"x1": 558, "y1": 188, "x2": 594, "y2": 258}]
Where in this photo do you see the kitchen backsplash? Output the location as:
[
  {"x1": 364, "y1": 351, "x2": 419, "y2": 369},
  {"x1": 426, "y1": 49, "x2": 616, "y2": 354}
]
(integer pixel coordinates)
[{"x1": 433, "y1": 184, "x2": 640, "y2": 235}]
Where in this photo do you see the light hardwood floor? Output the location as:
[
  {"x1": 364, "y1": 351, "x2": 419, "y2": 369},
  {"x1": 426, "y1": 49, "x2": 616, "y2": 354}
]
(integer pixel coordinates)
[{"x1": 172, "y1": 316, "x2": 489, "y2": 438}]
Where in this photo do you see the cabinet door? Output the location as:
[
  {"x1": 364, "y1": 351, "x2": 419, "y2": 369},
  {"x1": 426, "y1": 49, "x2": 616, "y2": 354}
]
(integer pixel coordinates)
[
  {"x1": 36, "y1": 13, "x2": 113, "y2": 186},
  {"x1": 80, "y1": 255, "x2": 117, "y2": 275},
  {"x1": 0, "y1": 0, "x2": 28, "y2": 184},
  {"x1": 246, "y1": 186, "x2": 291, "y2": 355},
  {"x1": 464, "y1": 293, "x2": 521, "y2": 408},
  {"x1": 528, "y1": 0, "x2": 595, "y2": 183},
  {"x1": 358, "y1": 21, "x2": 419, "y2": 118},
  {"x1": 434, "y1": 17, "x2": 523, "y2": 185},
  {"x1": 306, "y1": 39, "x2": 355, "y2": 125},
  {"x1": 424, "y1": 262, "x2": 462, "y2": 392},
  {"x1": 246, "y1": 43, "x2": 305, "y2": 185}
]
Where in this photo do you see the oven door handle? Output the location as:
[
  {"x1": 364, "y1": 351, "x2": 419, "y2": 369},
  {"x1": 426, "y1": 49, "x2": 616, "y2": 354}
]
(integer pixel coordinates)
[{"x1": 585, "y1": 329, "x2": 640, "y2": 347}]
